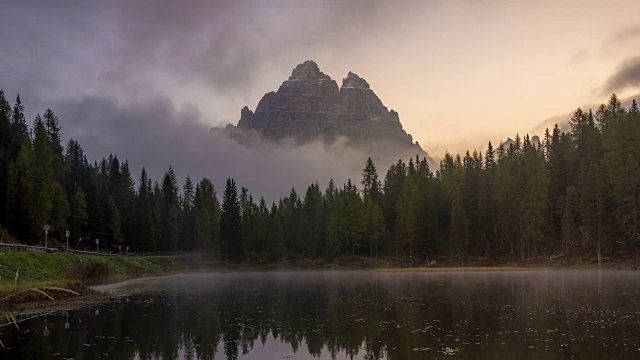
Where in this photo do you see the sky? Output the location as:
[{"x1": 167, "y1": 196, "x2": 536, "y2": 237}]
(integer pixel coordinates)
[{"x1": 2, "y1": 0, "x2": 640, "y2": 199}]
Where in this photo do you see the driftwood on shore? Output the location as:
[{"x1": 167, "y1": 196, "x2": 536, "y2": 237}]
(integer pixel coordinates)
[{"x1": 548, "y1": 253, "x2": 564, "y2": 260}]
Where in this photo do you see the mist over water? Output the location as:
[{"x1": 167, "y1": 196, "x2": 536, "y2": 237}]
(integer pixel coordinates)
[{"x1": 2, "y1": 270, "x2": 640, "y2": 359}]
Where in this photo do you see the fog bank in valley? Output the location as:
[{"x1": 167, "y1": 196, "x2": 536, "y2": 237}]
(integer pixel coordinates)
[{"x1": 46, "y1": 94, "x2": 365, "y2": 201}]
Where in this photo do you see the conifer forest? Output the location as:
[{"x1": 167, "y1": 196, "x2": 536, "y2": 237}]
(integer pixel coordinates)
[{"x1": 2, "y1": 90, "x2": 640, "y2": 267}]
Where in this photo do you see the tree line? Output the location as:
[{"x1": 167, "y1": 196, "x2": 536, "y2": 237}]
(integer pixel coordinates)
[{"x1": 1, "y1": 90, "x2": 639, "y2": 265}]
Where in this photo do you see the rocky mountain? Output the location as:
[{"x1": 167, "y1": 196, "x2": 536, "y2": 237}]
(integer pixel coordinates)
[{"x1": 214, "y1": 60, "x2": 435, "y2": 169}]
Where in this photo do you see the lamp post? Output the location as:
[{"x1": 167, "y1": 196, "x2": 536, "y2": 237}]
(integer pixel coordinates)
[
  {"x1": 95, "y1": 239, "x2": 99, "y2": 253},
  {"x1": 44, "y1": 224, "x2": 50, "y2": 249}
]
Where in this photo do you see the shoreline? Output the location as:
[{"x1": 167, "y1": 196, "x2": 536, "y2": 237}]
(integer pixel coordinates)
[
  {"x1": 1, "y1": 266, "x2": 632, "y2": 315},
  {"x1": 1, "y1": 253, "x2": 634, "y2": 314}
]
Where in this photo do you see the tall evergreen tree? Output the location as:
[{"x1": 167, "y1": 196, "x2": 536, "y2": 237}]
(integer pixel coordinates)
[
  {"x1": 194, "y1": 178, "x2": 221, "y2": 254},
  {"x1": 135, "y1": 168, "x2": 155, "y2": 251},
  {"x1": 160, "y1": 166, "x2": 180, "y2": 252},
  {"x1": 361, "y1": 157, "x2": 381, "y2": 203},
  {"x1": 220, "y1": 178, "x2": 243, "y2": 262}
]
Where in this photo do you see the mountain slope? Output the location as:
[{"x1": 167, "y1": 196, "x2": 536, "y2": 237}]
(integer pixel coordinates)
[{"x1": 214, "y1": 60, "x2": 436, "y2": 170}]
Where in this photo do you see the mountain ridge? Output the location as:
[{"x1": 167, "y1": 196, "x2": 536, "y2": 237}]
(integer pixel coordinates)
[{"x1": 214, "y1": 60, "x2": 436, "y2": 170}]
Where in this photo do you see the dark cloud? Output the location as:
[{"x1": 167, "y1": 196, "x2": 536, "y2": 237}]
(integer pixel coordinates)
[
  {"x1": 0, "y1": 0, "x2": 428, "y2": 200},
  {"x1": 107, "y1": 0, "x2": 425, "y2": 93},
  {"x1": 601, "y1": 57, "x2": 640, "y2": 95},
  {"x1": 52, "y1": 95, "x2": 363, "y2": 201},
  {"x1": 1, "y1": 0, "x2": 425, "y2": 97}
]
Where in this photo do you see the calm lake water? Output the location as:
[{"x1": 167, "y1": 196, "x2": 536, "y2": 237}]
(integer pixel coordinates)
[{"x1": 1, "y1": 270, "x2": 640, "y2": 359}]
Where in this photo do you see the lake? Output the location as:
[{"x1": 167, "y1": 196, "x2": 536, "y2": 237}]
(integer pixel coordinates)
[{"x1": 1, "y1": 270, "x2": 639, "y2": 359}]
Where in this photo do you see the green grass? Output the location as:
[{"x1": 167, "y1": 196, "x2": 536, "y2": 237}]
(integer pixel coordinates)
[{"x1": 0, "y1": 251, "x2": 199, "y2": 291}]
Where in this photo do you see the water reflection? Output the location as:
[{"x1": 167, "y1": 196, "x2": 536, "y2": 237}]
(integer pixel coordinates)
[{"x1": 1, "y1": 271, "x2": 640, "y2": 359}]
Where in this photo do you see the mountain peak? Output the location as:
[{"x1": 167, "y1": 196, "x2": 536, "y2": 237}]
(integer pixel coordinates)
[
  {"x1": 288, "y1": 60, "x2": 331, "y2": 81},
  {"x1": 229, "y1": 61, "x2": 435, "y2": 169},
  {"x1": 342, "y1": 71, "x2": 370, "y2": 89}
]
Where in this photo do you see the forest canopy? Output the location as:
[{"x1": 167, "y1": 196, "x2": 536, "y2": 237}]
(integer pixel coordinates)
[{"x1": 1, "y1": 90, "x2": 639, "y2": 266}]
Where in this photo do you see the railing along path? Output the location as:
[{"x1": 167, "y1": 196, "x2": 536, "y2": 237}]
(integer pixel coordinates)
[{"x1": 0, "y1": 243, "x2": 125, "y2": 256}]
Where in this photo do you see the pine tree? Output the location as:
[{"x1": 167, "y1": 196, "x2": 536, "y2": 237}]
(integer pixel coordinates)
[
  {"x1": 69, "y1": 188, "x2": 88, "y2": 245},
  {"x1": 11, "y1": 95, "x2": 27, "y2": 144},
  {"x1": 329, "y1": 195, "x2": 347, "y2": 257},
  {"x1": 28, "y1": 115, "x2": 57, "y2": 242},
  {"x1": 8, "y1": 136, "x2": 35, "y2": 241},
  {"x1": 0, "y1": 90, "x2": 11, "y2": 151},
  {"x1": 521, "y1": 145, "x2": 548, "y2": 259},
  {"x1": 364, "y1": 197, "x2": 386, "y2": 258},
  {"x1": 43, "y1": 109, "x2": 65, "y2": 183},
  {"x1": 361, "y1": 157, "x2": 381, "y2": 203},
  {"x1": 194, "y1": 178, "x2": 220, "y2": 255},
  {"x1": 302, "y1": 182, "x2": 324, "y2": 257},
  {"x1": 0, "y1": 90, "x2": 11, "y2": 226},
  {"x1": 107, "y1": 196, "x2": 123, "y2": 249},
  {"x1": 493, "y1": 151, "x2": 516, "y2": 255},
  {"x1": 577, "y1": 161, "x2": 607, "y2": 267},
  {"x1": 344, "y1": 184, "x2": 365, "y2": 256},
  {"x1": 282, "y1": 188, "x2": 302, "y2": 256},
  {"x1": 195, "y1": 206, "x2": 212, "y2": 253},
  {"x1": 220, "y1": 178, "x2": 243, "y2": 262},
  {"x1": 182, "y1": 176, "x2": 196, "y2": 250},
  {"x1": 559, "y1": 187, "x2": 580, "y2": 265},
  {"x1": 160, "y1": 166, "x2": 180, "y2": 252},
  {"x1": 117, "y1": 160, "x2": 136, "y2": 245},
  {"x1": 150, "y1": 181, "x2": 163, "y2": 251},
  {"x1": 450, "y1": 190, "x2": 469, "y2": 266},
  {"x1": 241, "y1": 192, "x2": 260, "y2": 257},
  {"x1": 135, "y1": 168, "x2": 155, "y2": 251},
  {"x1": 395, "y1": 175, "x2": 419, "y2": 258},
  {"x1": 265, "y1": 203, "x2": 285, "y2": 260},
  {"x1": 602, "y1": 95, "x2": 640, "y2": 266},
  {"x1": 382, "y1": 160, "x2": 406, "y2": 235}
]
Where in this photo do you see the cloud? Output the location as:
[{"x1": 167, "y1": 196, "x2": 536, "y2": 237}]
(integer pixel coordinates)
[
  {"x1": 568, "y1": 49, "x2": 590, "y2": 66},
  {"x1": 530, "y1": 92, "x2": 640, "y2": 137},
  {"x1": 106, "y1": 0, "x2": 427, "y2": 95},
  {"x1": 601, "y1": 57, "x2": 640, "y2": 95},
  {"x1": 0, "y1": 0, "x2": 426, "y2": 100},
  {"x1": 51, "y1": 95, "x2": 366, "y2": 201},
  {"x1": 602, "y1": 26, "x2": 640, "y2": 52},
  {"x1": 0, "y1": 0, "x2": 429, "y2": 200}
]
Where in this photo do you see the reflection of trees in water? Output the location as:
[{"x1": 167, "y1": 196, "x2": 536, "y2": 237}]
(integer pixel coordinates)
[{"x1": 3, "y1": 272, "x2": 640, "y2": 359}]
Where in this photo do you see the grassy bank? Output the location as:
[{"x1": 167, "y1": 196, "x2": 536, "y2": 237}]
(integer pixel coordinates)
[{"x1": 0, "y1": 251, "x2": 201, "y2": 294}]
